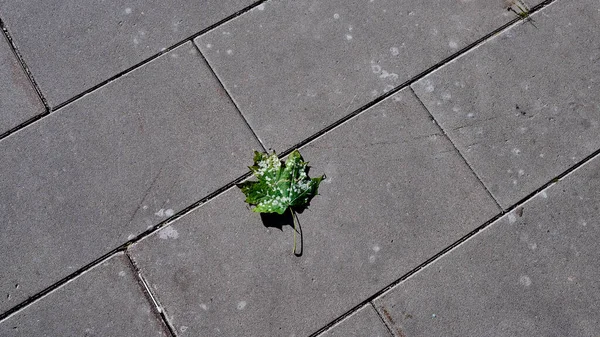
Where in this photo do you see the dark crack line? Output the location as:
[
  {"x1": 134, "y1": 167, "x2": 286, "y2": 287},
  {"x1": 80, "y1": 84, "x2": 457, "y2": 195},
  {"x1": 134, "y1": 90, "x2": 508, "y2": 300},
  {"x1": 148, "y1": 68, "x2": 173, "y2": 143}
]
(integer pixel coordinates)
[
  {"x1": 127, "y1": 163, "x2": 165, "y2": 225},
  {"x1": 451, "y1": 115, "x2": 502, "y2": 132}
]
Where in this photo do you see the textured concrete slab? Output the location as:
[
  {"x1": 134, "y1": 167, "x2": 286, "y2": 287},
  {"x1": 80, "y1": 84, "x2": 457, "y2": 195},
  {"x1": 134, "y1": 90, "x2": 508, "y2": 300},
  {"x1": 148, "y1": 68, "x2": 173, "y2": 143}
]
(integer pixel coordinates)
[
  {"x1": 0, "y1": 34, "x2": 44, "y2": 134},
  {"x1": 0, "y1": 253, "x2": 168, "y2": 336},
  {"x1": 0, "y1": 42, "x2": 261, "y2": 313},
  {"x1": 374, "y1": 155, "x2": 600, "y2": 337},
  {"x1": 412, "y1": 0, "x2": 600, "y2": 208},
  {"x1": 318, "y1": 305, "x2": 392, "y2": 337},
  {"x1": 130, "y1": 89, "x2": 499, "y2": 336},
  {"x1": 0, "y1": 0, "x2": 256, "y2": 106},
  {"x1": 196, "y1": 0, "x2": 543, "y2": 151}
]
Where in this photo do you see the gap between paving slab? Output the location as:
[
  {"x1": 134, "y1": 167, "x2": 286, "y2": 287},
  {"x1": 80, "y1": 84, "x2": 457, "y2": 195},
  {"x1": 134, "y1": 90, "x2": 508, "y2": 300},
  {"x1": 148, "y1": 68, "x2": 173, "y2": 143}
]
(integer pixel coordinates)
[
  {"x1": 410, "y1": 86, "x2": 502, "y2": 208},
  {"x1": 372, "y1": 152, "x2": 600, "y2": 336},
  {"x1": 0, "y1": 19, "x2": 46, "y2": 136},
  {"x1": 195, "y1": 0, "x2": 550, "y2": 151},
  {"x1": 191, "y1": 42, "x2": 266, "y2": 151},
  {"x1": 125, "y1": 251, "x2": 178, "y2": 337},
  {"x1": 128, "y1": 87, "x2": 501, "y2": 336},
  {"x1": 0, "y1": 0, "x2": 555, "y2": 145},
  {"x1": 0, "y1": 0, "x2": 564, "y2": 327},
  {"x1": 0, "y1": 0, "x2": 269, "y2": 142},
  {"x1": 311, "y1": 146, "x2": 600, "y2": 337},
  {"x1": 261, "y1": 0, "x2": 560, "y2": 158},
  {"x1": 0, "y1": 17, "x2": 48, "y2": 110},
  {"x1": 411, "y1": 0, "x2": 600, "y2": 209},
  {"x1": 0, "y1": 41, "x2": 262, "y2": 316},
  {"x1": 0, "y1": 252, "x2": 171, "y2": 336},
  {"x1": 0, "y1": 0, "x2": 270, "y2": 108}
]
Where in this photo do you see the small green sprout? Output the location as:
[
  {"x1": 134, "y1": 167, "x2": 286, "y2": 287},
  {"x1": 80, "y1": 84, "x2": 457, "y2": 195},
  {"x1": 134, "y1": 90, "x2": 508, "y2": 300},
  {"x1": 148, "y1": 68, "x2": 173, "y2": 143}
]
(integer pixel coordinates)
[{"x1": 505, "y1": 0, "x2": 537, "y2": 27}]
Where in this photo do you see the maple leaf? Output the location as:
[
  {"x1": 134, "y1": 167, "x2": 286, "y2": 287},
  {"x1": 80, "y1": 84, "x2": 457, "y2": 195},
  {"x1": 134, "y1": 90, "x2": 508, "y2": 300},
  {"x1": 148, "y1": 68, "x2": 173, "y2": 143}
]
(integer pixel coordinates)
[{"x1": 238, "y1": 149, "x2": 324, "y2": 253}]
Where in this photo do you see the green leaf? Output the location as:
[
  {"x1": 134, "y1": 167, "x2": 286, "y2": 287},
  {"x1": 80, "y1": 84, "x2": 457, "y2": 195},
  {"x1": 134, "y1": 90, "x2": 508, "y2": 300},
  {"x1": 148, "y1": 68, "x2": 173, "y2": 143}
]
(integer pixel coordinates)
[{"x1": 238, "y1": 150, "x2": 324, "y2": 215}]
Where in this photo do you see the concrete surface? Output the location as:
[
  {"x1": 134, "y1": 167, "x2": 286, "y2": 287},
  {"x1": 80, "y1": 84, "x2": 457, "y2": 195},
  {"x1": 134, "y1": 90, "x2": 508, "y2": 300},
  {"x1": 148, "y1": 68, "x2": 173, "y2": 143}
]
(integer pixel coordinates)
[
  {"x1": 1, "y1": 0, "x2": 600, "y2": 335},
  {"x1": 129, "y1": 89, "x2": 499, "y2": 336},
  {"x1": 0, "y1": 0, "x2": 256, "y2": 106},
  {"x1": 0, "y1": 253, "x2": 168, "y2": 336},
  {"x1": 0, "y1": 33, "x2": 44, "y2": 134},
  {"x1": 412, "y1": 0, "x2": 600, "y2": 208},
  {"x1": 196, "y1": 0, "x2": 543, "y2": 151},
  {"x1": 317, "y1": 305, "x2": 392, "y2": 337},
  {"x1": 0, "y1": 42, "x2": 260, "y2": 313},
  {"x1": 374, "y1": 154, "x2": 600, "y2": 337}
]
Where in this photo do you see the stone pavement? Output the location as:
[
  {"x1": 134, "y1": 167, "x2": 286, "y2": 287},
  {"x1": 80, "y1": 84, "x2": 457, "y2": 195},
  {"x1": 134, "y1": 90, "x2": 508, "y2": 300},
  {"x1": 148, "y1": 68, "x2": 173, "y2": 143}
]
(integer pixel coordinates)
[{"x1": 0, "y1": 0, "x2": 599, "y2": 335}]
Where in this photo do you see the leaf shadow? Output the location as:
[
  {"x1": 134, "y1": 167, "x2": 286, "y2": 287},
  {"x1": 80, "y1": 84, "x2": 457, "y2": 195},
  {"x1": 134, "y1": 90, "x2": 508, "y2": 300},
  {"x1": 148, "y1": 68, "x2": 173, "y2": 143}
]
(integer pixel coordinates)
[{"x1": 260, "y1": 206, "x2": 308, "y2": 257}]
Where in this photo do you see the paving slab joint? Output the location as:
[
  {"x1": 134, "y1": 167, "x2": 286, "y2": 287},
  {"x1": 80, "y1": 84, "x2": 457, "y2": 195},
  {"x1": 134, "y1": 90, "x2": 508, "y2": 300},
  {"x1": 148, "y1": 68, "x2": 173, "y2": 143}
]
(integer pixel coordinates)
[
  {"x1": 0, "y1": 252, "x2": 119, "y2": 322},
  {"x1": 125, "y1": 252, "x2": 178, "y2": 337},
  {"x1": 0, "y1": 168, "x2": 251, "y2": 320},
  {"x1": 370, "y1": 302, "x2": 399, "y2": 337},
  {"x1": 0, "y1": 0, "x2": 270, "y2": 143},
  {"x1": 193, "y1": 42, "x2": 267, "y2": 152},
  {"x1": 51, "y1": 0, "x2": 270, "y2": 114},
  {"x1": 311, "y1": 147, "x2": 600, "y2": 336},
  {"x1": 0, "y1": 17, "x2": 49, "y2": 111},
  {"x1": 503, "y1": 146, "x2": 600, "y2": 211},
  {"x1": 275, "y1": 0, "x2": 559, "y2": 159},
  {"x1": 410, "y1": 87, "x2": 503, "y2": 209},
  {"x1": 309, "y1": 302, "x2": 371, "y2": 337}
]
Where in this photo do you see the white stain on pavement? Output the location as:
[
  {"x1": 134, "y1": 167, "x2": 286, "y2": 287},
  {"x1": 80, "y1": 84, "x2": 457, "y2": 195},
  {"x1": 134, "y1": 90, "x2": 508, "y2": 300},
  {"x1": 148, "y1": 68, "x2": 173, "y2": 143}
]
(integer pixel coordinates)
[
  {"x1": 158, "y1": 226, "x2": 179, "y2": 239},
  {"x1": 519, "y1": 275, "x2": 532, "y2": 287}
]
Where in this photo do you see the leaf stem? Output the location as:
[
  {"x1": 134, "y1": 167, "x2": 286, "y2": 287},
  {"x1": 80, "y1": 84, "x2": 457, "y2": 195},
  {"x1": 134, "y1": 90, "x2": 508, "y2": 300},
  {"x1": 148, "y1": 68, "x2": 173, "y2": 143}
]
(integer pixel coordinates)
[{"x1": 291, "y1": 208, "x2": 298, "y2": 254}]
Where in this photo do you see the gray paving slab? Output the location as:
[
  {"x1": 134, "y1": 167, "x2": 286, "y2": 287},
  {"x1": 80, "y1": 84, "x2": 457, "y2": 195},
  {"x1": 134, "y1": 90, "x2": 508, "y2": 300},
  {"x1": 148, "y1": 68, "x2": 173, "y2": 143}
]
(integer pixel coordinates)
[
  {"x1": 318, "y1": 305, "x2": 392, "y2": 337},
  {"x1": 374, "y1": 155, "x2": 600, "y2": 337},
  {"x1": 195, "y1": 0, "x2": 543, "y2": 151},
  {"x1": 0, "y1": 0, "x2": 256, "y2": 107},
  {"x1": 0, "y1": 42, "x2": 261, "y2": 313},
  {"x1": 130, "y1": 89, "x2": 499, "y2": 336},
  {"x1": 412, "y1": 0, "x2": 600, "y2": 208},
  {"x1": 0, "y1": 253, "x2": 168, "y2": 336},
  {"x1": 0, "y1": 34, "x2": 44, "y2": 134}
]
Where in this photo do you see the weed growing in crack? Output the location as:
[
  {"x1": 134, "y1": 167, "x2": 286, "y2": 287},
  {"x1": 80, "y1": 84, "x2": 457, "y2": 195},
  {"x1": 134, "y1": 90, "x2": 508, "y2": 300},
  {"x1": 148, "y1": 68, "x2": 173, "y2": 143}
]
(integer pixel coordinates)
[{"x1": 504, "y1": 0, "x2": 537, "y2": 27}]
